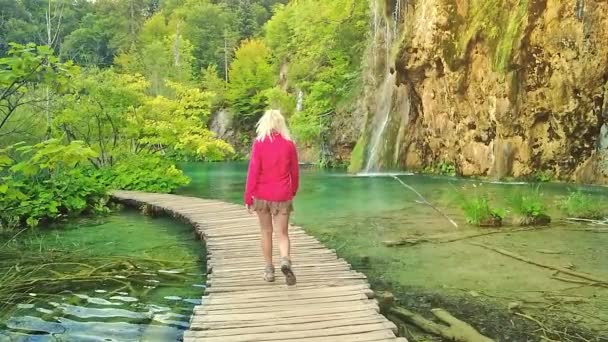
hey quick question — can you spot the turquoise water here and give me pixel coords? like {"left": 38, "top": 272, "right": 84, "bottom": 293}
{"left": 179, "top": 162, "right": 608, "bottom": 335}
{"left": 0, "top": 212, "right": 206, "bottom": 341}
{"left": 1, "top": 162, "right": 606, "bottom": 340}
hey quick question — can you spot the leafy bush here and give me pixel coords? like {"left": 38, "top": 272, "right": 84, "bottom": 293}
{"left": 507, "top": 186, "right": 551, "bottom": 226}
{"left": 438, "top": 161, "right": 457, "bottom": 176}
{"left": 1, "top": 141, "right": 191, "bottom": 231}
{"left": 0, "top": 140, "right": 109, "bottom": 230}
{"left": 99, "top": 154, "right": 190, "bottom": 193}
{"left": 421, "top": 161, "right": 457, "bottom": 176}
{"left": 456, "top": 184, "right": 505, "bottom": 227}
{"left": 559, "top": 191, "right": 607, "bottom": 219}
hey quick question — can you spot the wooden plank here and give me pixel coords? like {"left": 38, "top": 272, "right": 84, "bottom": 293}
{"left": 202, "top": 284, "right": 374, "bottom": 302}
{"left": 110, "top": 192, "right": 403, "bottom": 342}
{"left": 192, "top": 302, "right": 379, "bottom": 321}
{"left": 203, "top": 290, "right": 371, "bottom": 306}
{"left": 190, "top": 309, "right": 381, "bottom": 329}
{"left": 196, "top": 300, "right": 378, "bottom": 315}
{"left": 190, "top": 318, "right": 394, "bottom": 337}
{"left": 184, "top": 323, "right": 397, "bottom": 342}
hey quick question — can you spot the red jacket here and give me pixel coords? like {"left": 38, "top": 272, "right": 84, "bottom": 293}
{"left": 244, "top": 133, "right": 299, "bottom": 206}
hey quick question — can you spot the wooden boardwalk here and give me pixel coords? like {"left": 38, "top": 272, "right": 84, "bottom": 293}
{"left": 112, "top": 191, "right": 406, "bottom": 342}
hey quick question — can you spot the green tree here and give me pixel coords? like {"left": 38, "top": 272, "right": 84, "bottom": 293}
{"left": 202, "top": 65, "right": 228, "bottom": 108}
{"left": 227, "top": 39, "right": 275, "bottom": 127}
{"left": 0, "top": 43, "right": 76, "bottom": 141}
{"left": 115, "top": 12, "right": 195, "bottom": 95}
{"left": 236, "top": 0, "right": 259, "bottom": 39}
{"left": 263, "top": 0, "right": 368, "bottom": 146}
{"left": 55, "top": 69, "right": 232, "bottom": 164}
{"left": 172, "top": 0, "right": 238, "bottom": 79}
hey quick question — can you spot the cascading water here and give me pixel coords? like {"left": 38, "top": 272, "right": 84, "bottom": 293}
{"left": 296, "top": 90, "right": 304, "bottom": 112}
{"left": 361, "top": 0, "right": 407, "bottom": 173}
{"left": 363, "top": 73, "right": 396, "bottom": 172}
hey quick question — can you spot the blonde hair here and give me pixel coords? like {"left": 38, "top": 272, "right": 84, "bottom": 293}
{"left": 256, "top": 109, "right": 292, "bottom": 141}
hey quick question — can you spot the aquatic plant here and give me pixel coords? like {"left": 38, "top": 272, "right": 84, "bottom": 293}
{"left": 559, "top": 191, "right": 607, "bottom": 219}
{"left": 456, "top": 184, "right": 505, "bottom": 227}
{"left": 531, "top": 170, "right": 553, "bottom": 183}
{"left": 0, "top": 241, "right": 200, "bottom": 322}
{"left": 421, "top": 161, "right": 457, "bottom": 176}
{"left": 507, "top": 186, "right": 551, "bottom": 226}
{"left": 437, "top": 161, "right": 457, "bottom": 177}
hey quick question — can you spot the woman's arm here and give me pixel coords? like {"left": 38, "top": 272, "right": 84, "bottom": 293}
{"left": 244, "top": 141, "right": 261, "bottom": 206}
{"left": 290, "top": 142, "right": 299, "bottom": 197}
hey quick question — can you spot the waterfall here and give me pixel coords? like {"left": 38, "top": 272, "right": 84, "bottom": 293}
{"left": 360, "top": 0, "right": 406, "bottom": 173}
{"left": 296, "top": 90, "right": 304, "bottom": 112}
{"left": 364, "top": 73, "right": 396, "bottom": 172}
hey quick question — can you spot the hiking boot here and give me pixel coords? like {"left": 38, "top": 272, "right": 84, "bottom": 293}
{"left": 263, "top": 264, "right": 275, "bottom": 282}
{"left": 280, "top": 257, "right": 296, "bottom": 286}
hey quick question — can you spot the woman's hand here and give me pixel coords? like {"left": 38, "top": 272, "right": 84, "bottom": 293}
{"left": 246, "top": 205, "right": 254, "bottom": 215}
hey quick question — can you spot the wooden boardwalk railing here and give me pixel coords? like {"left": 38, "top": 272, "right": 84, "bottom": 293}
{"left": 112, "top": 191, "right": 406, "bottom": 342}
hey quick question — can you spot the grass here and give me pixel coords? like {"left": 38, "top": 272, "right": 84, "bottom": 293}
{"left": 507, "top": 186, "right": 551, "bottom": 226}
{"left": 456, "top": 184, "right": 505, "bottom": 227}
{"left": 559, "top": 191, "right": 607, "bottom": 219}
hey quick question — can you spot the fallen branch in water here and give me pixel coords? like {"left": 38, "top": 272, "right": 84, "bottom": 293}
{"left": 551, "top": 275, "right": 600, "bottom": 288}
{"left": 469, "top": 242, "right": 608, "bottom": 286}
{"left": 1, "top": 227, "right": 29, "bottom": 250}
{"left": 563, "top": 218, "right": 608, "bottom": 225}
{"left": 390, "top": 306, "right": 495, "bottom": 342}
{"left": 567, "top": 227, "right": 608, "bottom": 233}
{"left": 392, "top": 175, "right": 459, "bottom": 228}
{"left": 383, "top": 227, "right": 547, "bottom": 247}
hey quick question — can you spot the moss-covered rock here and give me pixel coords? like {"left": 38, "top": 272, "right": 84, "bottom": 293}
{"left": 345, "top": 0, "right": 608, "bottom": 184}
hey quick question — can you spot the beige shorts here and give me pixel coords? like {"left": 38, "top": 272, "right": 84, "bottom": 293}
{"left": 253, "top": 199, "right": 294, "bottom": 215}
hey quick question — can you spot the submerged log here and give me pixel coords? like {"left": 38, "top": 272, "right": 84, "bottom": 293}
{"left": 390, "top": 306, "right": 495, "bottom": 342}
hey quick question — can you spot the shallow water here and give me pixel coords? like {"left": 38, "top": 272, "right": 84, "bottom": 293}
{"left": 179, "top": 162, "right": 608, "bottom": 338}
{"left": 0, "top": 212, "right": 206, "bottom": 341}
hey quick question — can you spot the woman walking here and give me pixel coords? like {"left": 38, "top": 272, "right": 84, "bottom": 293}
{"left": 244, "top": 109, "right": 299, "bottom": 285}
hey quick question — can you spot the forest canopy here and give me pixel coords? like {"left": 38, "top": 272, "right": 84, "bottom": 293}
{"left": 0, "top": 0, "right": 369, "bottom": 229}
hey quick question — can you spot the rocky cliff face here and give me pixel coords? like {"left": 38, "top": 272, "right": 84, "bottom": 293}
{"left": 346, "top": 0, "right": 608, "bottom": 183}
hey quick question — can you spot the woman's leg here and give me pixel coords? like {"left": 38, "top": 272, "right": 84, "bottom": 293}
{"left": 256, "top": 211, "right": 274, "bottom": 266}
{"left": 275, "top": 212, "right": 296, "bottom": 285}
{"left": 273, "top": 213, "right": 290, "bottom": 259}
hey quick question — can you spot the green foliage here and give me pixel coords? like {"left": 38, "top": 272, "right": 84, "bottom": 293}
{"left": 456, "top": 0, "right": 528, "bottom": 72}
{"left": 421, "top": 161, "right": 457, "bottom": 176}
{"left": 347, "top": 135, "right": 367, "bottom": 173}
{"left": 171, "top": 0, "right": 238, "bottom": 78}
{"left": 531, "top": 170, "right": 553, "bottom": 183}
{"left": 56, "top": 69, "right": 233, "bottom": 164}
{"left": 227, "top": 39, "right": 275, "bottom": 127}
{"left": 202, "top": 65, "right": 228, "bottom": 108}
{"left": 264, "top": 0, "right": 369, "bottom": 145}
{"left": 507, "top": 186, "right": 550, "bottom": 225}
{"left": 0, "top": 0, "right": 93, "bottom": 56}
{"left": 0, "top": 140, "right": 107, "bottom": 230}
{"left": 115, "top": 12, "right": 196, "bottom": 95}
{"left": 99, "top": 154, "right": 190, "bottom": 193}
{"left": 289, "top": 110, "right": 321, "bottom": 144}
{"left": 0, "top": 139, "right": 194, "bottom": 230}
{"left": 261, "top": 87, "right": 296, "bottom": 116}
{"left": 0, "top": 43, "right": 77, "bottom": 138}
{"left": 437, "top": 161, "right": 457, "bottom": 177}
{"left": 559, "top": 191, "right": 607, "bottom": 219}
{"left": 456, "top": 184, "right": 505, "bottom": 226}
